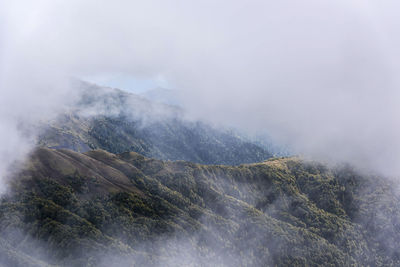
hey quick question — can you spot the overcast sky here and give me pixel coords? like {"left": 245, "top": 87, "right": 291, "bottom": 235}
{"left": 1, "top": 0, "right": 400, "bottom": 177}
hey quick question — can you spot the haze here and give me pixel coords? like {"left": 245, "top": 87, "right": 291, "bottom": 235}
{"left": 1, "top": 0, "right": 400, "bottom": 179}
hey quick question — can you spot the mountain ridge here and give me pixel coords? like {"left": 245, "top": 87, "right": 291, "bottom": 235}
{"left": 37, "top": 82, "right": 274, "bottom": 165}
{"left": 1, "top": 147, "right": 399, "bottom": 266}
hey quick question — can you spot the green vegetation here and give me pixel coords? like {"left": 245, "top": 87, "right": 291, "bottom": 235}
{"left": 1, "top": 148, "right": 399, "bottom": 266}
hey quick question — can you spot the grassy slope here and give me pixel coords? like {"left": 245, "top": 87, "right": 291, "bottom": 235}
{"left": 1, "top": 148, "right": 399, "bottom": 266}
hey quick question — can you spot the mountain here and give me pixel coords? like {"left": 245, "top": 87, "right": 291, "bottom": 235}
{"left": 1, "top": 147, "right": 399, "bottom": 266}
{"left": 37, "top": 82, "right": 273, "bottom": 165}
{"left": 2, "top": 82, "right": 398, "bottom": 266}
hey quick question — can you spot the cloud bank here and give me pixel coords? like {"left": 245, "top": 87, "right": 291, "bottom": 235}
{"left": 2, "top": 0, "right": 400, "bottom": 176}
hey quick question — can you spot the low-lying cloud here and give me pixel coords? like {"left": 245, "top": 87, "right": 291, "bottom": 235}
{"left": 2, "top": 0, "right": 400, "bottom": 177}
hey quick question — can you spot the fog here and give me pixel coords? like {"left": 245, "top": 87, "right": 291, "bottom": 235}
{"left": 2, "top": 0, "right": 400, "bottom": 189}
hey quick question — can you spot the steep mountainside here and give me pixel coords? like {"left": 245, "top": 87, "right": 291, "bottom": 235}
{"left": 1, "top": 148, "right": 399, "bottom": 266}
{"left": 38, "top": 82, "right": 273, "bottom": 165}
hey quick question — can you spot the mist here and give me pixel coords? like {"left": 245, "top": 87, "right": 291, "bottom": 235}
{"left": 2, "top": 0, "right": 400, "bottom": 185}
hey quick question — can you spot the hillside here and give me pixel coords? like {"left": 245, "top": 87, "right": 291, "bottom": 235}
{"left": 1, "top": 148, "right": 399, "bottom": 266}
{"left": 37, "top": 82, "right": 273, "bottom": 165}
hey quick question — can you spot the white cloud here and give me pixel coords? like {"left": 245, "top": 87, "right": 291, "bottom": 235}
{"left": 1, "top": 0, "right": 400, "bottom": 177}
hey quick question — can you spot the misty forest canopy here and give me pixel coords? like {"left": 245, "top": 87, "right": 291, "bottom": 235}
{"left": 0, "top": 82, "right": 400, "bottom": 267}
{"left": 1, "top": 148, "right": 400, "bottom": 266}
